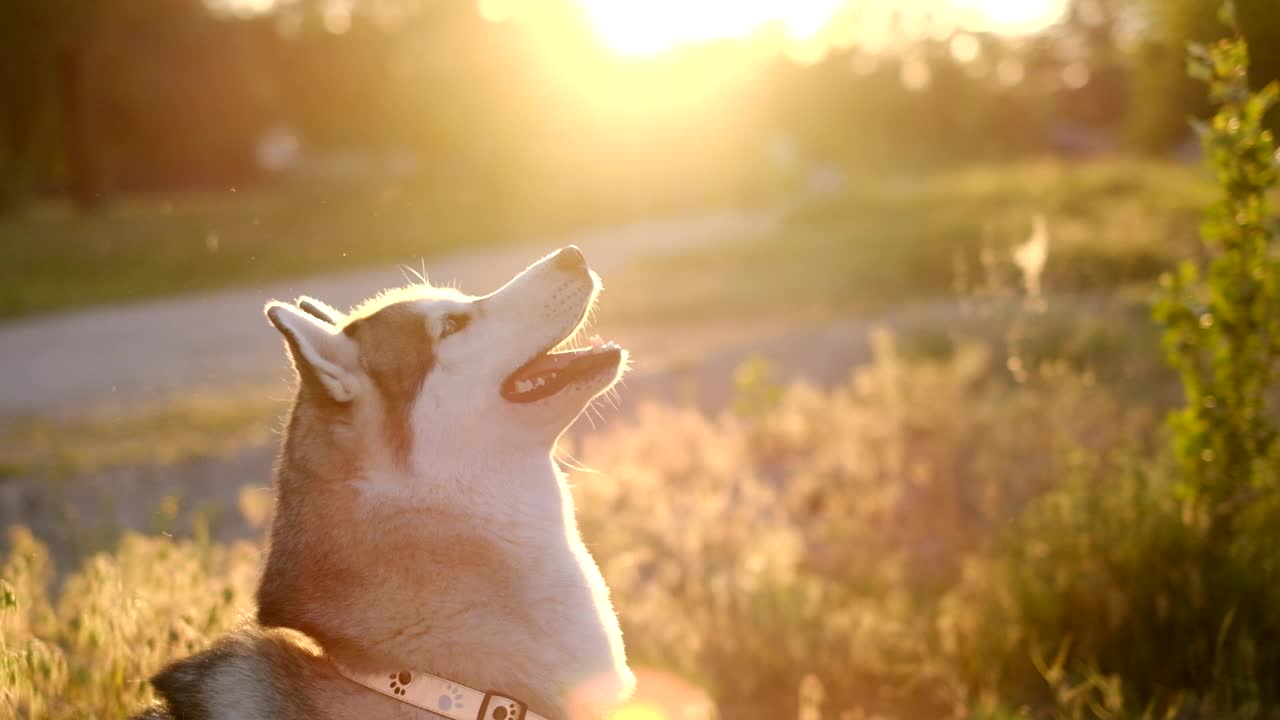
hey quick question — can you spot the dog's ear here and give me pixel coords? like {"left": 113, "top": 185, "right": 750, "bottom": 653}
{"left": 297, "top": 295, "right": 345, "bottom": 325}
{"left": 266, "top": 301, "right": 361, "bottom": 402}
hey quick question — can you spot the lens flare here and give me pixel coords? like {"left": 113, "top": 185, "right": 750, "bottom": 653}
{"left": 571, "top": 668, "right": 715, "bottom": 720}
{"left": 609, "top": 702, "right": 667, "bottom": 720}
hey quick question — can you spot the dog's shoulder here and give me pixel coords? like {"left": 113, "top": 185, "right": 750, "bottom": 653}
{"left": 137, "top": 626, "right": 325, "bottom": 720}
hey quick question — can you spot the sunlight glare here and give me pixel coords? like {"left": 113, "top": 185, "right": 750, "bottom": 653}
{"left": 572, "top": 669, "right": 714, "bottom": 720}
{"left": 204, "top": 0, "right": 277, "bottom": 18}
{"left": 608, "top": 703, "right": 667, "bottom": 720}
{"left": 573, "top": 0, "right": 845, "bottom": 57}
{"left": 571, "top": 0, "right": 1069, "bottom": 58}
{"left": 958, "top": 0, "right": 1069, "bottom": 35}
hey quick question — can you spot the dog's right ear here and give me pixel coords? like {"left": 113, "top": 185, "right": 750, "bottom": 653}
{"left": 297, "top": 295, "right": 345, "bottom": 325}
{"left": 266, "top": 301, "right": 361, "bottom": 402}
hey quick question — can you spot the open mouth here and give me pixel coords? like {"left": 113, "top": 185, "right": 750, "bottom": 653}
{"left": 501, "top": 335, "right": 623, "bottom": 404}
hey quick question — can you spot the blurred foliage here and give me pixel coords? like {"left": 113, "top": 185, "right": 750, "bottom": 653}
{"left": 0, "top": 526, "right": 258, "bottom": 720}
{"left": 0, "top": 0, "right": 769, "bottom": 214}
{"left": 0, "top": 385, "right": 283, "bottom": 478}
{"left": 2, "top": 0, "right": 1280, "bottom": 215}
{"left": 0, "top": 158, "right": 1206, "bottom": 321}
{"left": 0, "top": 325, "right": 1274, "bottom": 718}
{"left": 0, "top": 333, "right": 1164, "bottom": 719}
{"left": 0, "top": 178, "right": 576, "bottom": 319}
{"left": 577, "top": 334, "right": 1161, "bottom": 718}
{"left": 1155, "top": 6, "right": 1280, "bottom": 529}
{"left": 606, "top": 159, "right": 1208, "bottom": 327}
{"left": 1128, "top": 0, "right": 1280, "bottom": 153}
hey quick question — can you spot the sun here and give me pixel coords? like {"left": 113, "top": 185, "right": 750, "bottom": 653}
{"left": 959, "top": 0, "right": 1070, "bottom": 35}
{"left": 571, "top": 0, "right": 1069, "bottom": 58}
{"left": 572, "top": 0, "right": 845, "bottom": 57}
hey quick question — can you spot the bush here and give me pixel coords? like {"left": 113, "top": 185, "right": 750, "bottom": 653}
{"left": 0, "top": 527, "right": 258, "bottom": 720}
{"left": 3, "top": 334, "right": 1153, "bottom": 719}
{"left": 949, "top": 10, "right": 1280, "bottom": 716}
{"left": 576, "top": 333, "right": 1150, "bottom": 717}
{"left": 946, "top": 456, "right": 1280, "bottom": 717}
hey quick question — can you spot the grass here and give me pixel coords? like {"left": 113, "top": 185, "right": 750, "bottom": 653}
{"left": 0, "top": 177, "right": 608, "bottom": 321}
{"left": 0, "top": 159, "right": 1192, "bottom": 480}
{"left": 7, "top": 157, "right": 1278, "bottom": 718}
{"left": 0, "top": 386, "right": 284, "bottom": 480}
{"left": 0, "top": 158, "right": 1207, "bottom": 324}
{"left": 601, "top": 158, "right": 1209, "bottom": 326}
{"left": 6, "top": 332, "right": 1262, "bottom": 719}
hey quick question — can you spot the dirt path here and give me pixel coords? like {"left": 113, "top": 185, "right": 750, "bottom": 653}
{"left": 0, "top": 208, "right": 782, "bottom": 418}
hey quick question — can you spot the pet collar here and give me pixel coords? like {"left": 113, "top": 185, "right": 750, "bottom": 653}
{"left": 333, "top": 662, "right": 549, "bottom": 720}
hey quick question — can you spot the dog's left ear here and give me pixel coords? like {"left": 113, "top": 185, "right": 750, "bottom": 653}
{"left": 297, "top": 295, "right": 345, "bottom": 325}
{"left": 266, "top": 301, "right": 362, "bottom": 402}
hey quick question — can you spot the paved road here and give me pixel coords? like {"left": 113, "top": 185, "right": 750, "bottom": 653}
{"left": 0, "top": 209, "right": 782, "bottom": 418}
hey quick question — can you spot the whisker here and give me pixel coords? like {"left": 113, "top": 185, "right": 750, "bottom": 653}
{"left": 403, "top": 262, "right": 427, "bottom": 286}
{"left": 555, "top": 446, "right": 599, "bottom": 474}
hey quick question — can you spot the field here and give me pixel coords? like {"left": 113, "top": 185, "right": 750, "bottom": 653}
{"left": 4, "top": 159, "right": 1279, "bottom": 719}
{"left": 604, "top": 159, "right": 1207, "bottom": 326}
{"left": 0, "top": 177, "right": 643, "bottom": 321}
{"left": 1, "top": 161, "right": 1196, "bottom": 479}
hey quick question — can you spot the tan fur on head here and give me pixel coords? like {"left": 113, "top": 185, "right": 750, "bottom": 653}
{"left": 140, "top": 248, "right": 634, "bottom": 720}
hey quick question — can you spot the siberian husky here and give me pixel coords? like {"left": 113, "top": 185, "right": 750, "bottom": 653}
{"left": 134, "top": 247, "right": 635, "bottom": 720}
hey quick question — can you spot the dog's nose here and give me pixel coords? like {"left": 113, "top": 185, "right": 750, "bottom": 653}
{"left": 553, "top": 245, "right": 586, "bottom": 270}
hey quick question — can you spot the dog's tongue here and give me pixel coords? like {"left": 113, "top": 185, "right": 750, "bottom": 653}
{"left": 516, "top": 352, "right": 579, "bottom": 379}
{"left": 512, "top": 335, "right": 613, "bottom": 381}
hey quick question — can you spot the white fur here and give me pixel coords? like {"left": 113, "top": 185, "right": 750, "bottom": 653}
{"left": 345, "top": 250, "right": 633, "bottom": 713}
{"left": 265, "top": 303, "right": 362, "bottom": 402}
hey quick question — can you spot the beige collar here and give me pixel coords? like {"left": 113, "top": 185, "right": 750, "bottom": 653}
{"left": 333, "top": 661, "right": 549, "bottom": 720}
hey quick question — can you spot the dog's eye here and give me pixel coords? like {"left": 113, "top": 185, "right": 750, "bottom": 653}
{"left": 440, "top": 313, "right": 470, "bottom": 338}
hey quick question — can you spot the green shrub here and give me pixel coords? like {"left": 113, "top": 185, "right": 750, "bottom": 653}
{"left": 946, "top": 454, "right": 1280, "bottom": 717}
{"left": 946, "top": 9, "right": 1280, "bottom": 717}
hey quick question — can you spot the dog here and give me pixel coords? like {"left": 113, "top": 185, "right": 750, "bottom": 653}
{"left": 133, "top": 247, "right": 636, "bottom": 720}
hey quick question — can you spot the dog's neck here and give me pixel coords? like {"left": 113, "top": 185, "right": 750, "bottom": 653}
{"left": 257, "top": 400, "right": 633, "bottom": 719}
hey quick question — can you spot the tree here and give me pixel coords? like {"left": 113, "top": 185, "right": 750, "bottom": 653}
{"left": 1128, "top": 0, "right": 1280, "bottom": 153}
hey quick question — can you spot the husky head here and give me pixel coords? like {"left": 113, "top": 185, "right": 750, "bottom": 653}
{"left": 264, "top": 245, "right": 625, "bottom": 474}
{"left": 255, "top": 246, "right": 633, "bottom": 717}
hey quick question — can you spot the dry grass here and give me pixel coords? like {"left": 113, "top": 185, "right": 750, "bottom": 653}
{"left": 2, "top": 333, "right": 1182, "bottom": 720}
{"left": 0, "top": 386, "right": 285, "bottom": 480}
{"left": 4, "top": 158, "right": 1274, "bottom": 719}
